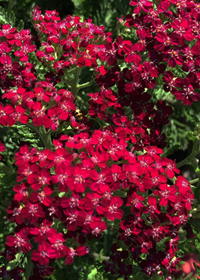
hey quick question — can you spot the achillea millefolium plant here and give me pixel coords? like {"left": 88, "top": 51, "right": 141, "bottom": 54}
{"left": 1, "top": 1, "right": 200, "bottom": 279}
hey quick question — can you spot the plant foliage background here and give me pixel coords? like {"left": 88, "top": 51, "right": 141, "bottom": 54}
{"left": 0, "top": 0, "right": 200, "bottom": 280}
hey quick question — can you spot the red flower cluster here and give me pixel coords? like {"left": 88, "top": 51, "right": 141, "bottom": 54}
{"left": 124, "top": 0, "right": 200, "bottom": 105}
{"left": 0, "top": 0, "right": 198, "bottom": 279}
{"left": 5, "top": 137, "right": 193, "bottom": 278}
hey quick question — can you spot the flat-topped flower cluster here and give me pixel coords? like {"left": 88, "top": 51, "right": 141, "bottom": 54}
{"left": 0, "top": 0, "right": 199, "bottom": 279}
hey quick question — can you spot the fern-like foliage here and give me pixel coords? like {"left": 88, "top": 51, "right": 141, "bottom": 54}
{"left": 0, "top": 4, "right": 24, "bottom": 30}
{"left": 73, "top": 0, "right": 132, "bottom": 37}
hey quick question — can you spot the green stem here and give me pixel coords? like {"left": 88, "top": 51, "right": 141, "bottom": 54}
{"left": 64, "top": 77, "right": 73, "bottom": 88}
{"left": 77, "top": 78, "right": 96, "bottom": 90}
{"left": 189, "top": 178, "right": 199, "bottom": 185}
{"left": 71, "top": 67, "right": 81, "bottom": 97}
{"left": 113, "top": 160, "right": 128, "bottom": 165}
{"left": 141, "top": 214, "right": 152, "bottom": 226}
{"left": 168, "top": 177, "right": 176, "bottom": 185}
{"left": 103, "top": 231, "right": 108, "bottom": 256}
{"left": 166, "top": 97, "right": 187, "bottom": 109}
{"left": 27, "top": 123, "right": 52, "bottom": 149}
{"left": 65, "top": 67, "right": 76, "bottom": 74}
{"left": 176, "top": 159, "right": 189, "bottom": 169}
{"left": 176, "top": 139, "right": 199, "bottom": 169}
{"left": 90, "top": 252, "right": 110, "bottom": 261}
{"left": 76, "top": 95, "right": 84, "bottom": 104}
{"left": 173, "top": 119, "right": 188, "bottom": 128}
{"left": 0, "top": 204, "right": 7, "bottom": 213}
{"left": 7, "top": 0, "right": 13, "bottom": 17}
{"left": 93, "top": 118, "right": 105, "bottom": 128}
{"left": 0, "top": 163, "right": 13, "bottom": 173}
{"left": 24, "top": 257, "right": 33, "bottom": 280}
{"left": 39, "top": 127, "right": 53, "bottom": 149}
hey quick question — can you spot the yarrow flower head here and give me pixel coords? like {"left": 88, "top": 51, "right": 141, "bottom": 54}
{"left": 0, "top": 1, "right": 197, "bottom": 279}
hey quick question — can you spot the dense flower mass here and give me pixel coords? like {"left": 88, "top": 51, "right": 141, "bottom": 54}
{"left": 0, "top": 0, "right": 199, "bottom": 279}
{"left": 6, "top": 139, "right": 194, "bottom": 278}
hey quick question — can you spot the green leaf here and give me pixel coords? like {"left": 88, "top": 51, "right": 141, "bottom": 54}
{"left": 195, "top": 239, "right": 200, "bottom": 252}
{"left": 17, "top": 19, "right": 24, "bottom": 31}
{"left": 55, "top": 82, "right": 65, "bottom": 89}
{"left": 193, "top": 262, "right": 200, "bottom": 276}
